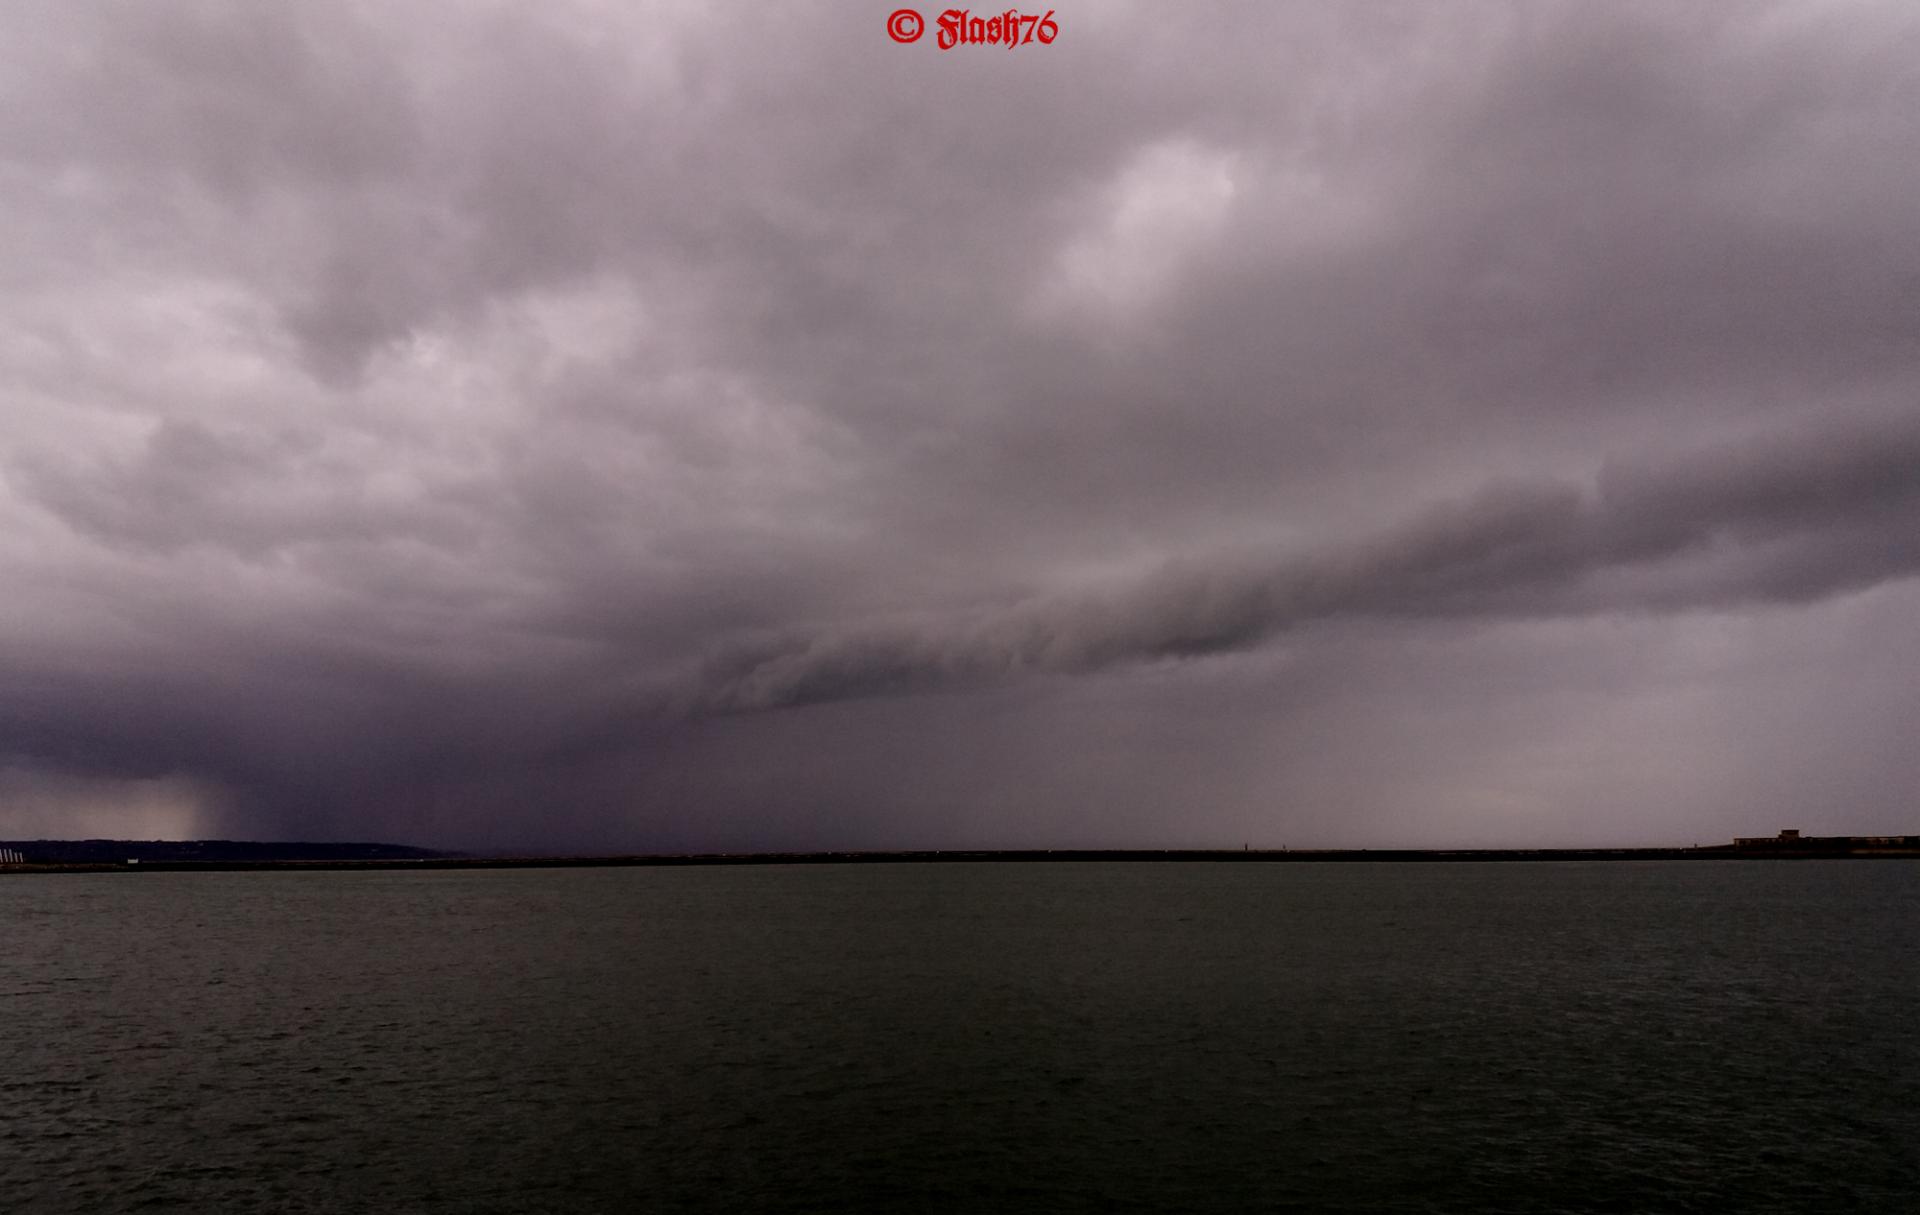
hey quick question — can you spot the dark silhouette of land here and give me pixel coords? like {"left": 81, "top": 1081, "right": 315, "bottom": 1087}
{"left": 0, "top": 838, "right": 446, "bottom": 869}
{"left": 1, "top": 830, "right": 1915, "bottom": 874}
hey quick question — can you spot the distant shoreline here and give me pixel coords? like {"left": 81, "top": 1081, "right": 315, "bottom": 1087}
{"left": 4, "top": 844, "right": 1918, "bottom": 874}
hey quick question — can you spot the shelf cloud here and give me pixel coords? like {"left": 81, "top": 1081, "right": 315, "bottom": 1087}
{"left": 3, "top": 2, "right": 1918, "bottom": 849}
{"left": 688, "top": 415, "right": 1920, "bottom": 713}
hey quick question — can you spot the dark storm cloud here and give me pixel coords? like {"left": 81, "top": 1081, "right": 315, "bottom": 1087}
{"left": 2, "top": 1, "right": 1918, "bottom": 847}
{"left": 687, "top": 414, "right": 1920, "bottom": 712}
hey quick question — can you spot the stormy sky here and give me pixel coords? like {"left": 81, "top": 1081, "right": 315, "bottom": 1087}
{"left": 3, "top": 1, "right": 1917, "bottom": 851}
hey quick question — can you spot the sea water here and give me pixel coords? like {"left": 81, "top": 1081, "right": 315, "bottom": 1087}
{"left": 4, "top": 861, "right": 1917, "bottom": 1212}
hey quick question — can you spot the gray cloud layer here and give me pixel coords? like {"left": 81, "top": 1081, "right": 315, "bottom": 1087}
{"left": 689, "top": 415, "right": 1920, "bottom": 712}
{"left": 2, "top": 2, "right": 1917, "bottom": 848}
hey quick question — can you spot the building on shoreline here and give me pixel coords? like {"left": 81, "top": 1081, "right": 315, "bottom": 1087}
{"left": 1731, "top": 829, "right": 1920, "bottom": 850}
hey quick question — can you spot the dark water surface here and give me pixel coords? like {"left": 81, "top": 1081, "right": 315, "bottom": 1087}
{"left": 4, "top": 861, "right": 1917, "bottom": 1213}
